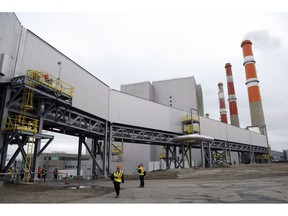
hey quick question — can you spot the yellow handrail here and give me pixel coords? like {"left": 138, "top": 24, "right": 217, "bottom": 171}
{"left": 3, "top": 115, "right": 38, "bottom": 133}
{"left": 27, "top": 70, "right": 74, "bottom": 97}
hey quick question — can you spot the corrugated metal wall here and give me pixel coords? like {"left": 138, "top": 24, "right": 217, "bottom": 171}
{"left": 15, "top": 28, "right": 110, "bottom": 120}
{"left": 110, "top": 90, "right": 185, "bottom": 133}
{"left": 0, "top": 13, "right": 22, "bottom": 81}
{"left": 152, "top": 76, "right": 198, "bottom": 112}
{"left": 200, "top": 116, "right": 267, "bottom": 147}
{"left": 121, "top": 81, "right": 155, "bottom": 101}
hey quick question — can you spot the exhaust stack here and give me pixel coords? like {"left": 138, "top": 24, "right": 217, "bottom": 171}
{"left": 218, "top": 82, "right": 228, "bottom": 124}
{"left": 241, "top": 40, "right": 266, "bottom": 134}
{"left": 225, "top": 63, "right": 240, "bottom": 127}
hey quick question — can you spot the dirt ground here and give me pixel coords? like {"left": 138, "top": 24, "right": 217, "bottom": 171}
{"left": 1, "top": 163, "right": 288, "bottom": 203}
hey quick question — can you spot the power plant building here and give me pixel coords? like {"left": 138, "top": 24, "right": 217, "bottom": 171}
{"left": 0, "top": 13, "right": 270, "bottom": 178}
{"left": 121, "top": 77, "right": 204, "bottom": 116}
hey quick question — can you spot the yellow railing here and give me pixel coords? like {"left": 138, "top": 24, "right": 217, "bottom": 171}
{"left": 159, "top": 152, "right": 166, "bottom": 159}
{"left": 3, "top": 115, "right": 38, "bottom": 133}
{"left": 112, "top": 145, "right": 123, "bottom": 154}
{"left": 27, "top": 70, "right": 74, "bottom": 97}
{"left": 182, "top": 114, "right": 199, "bottom": 123}
{"left": 183, "top": 124, "right": 200, "bottom": 134}
{"left": 24, "top": 138, "right": 35, "bottom": 182}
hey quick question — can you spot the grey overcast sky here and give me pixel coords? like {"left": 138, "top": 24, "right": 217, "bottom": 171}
{"left": 3, "top": 0, "right": 288, "bottom": 154}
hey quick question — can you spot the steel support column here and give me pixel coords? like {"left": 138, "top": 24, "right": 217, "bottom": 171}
{"left": 228, "top": 142, "right": 232, "bottom": 164}
{"left": 77, "top": 136, "right": 83, "bottom": 176}
{"left": 201, "top": 141, "right": 205, "bottom": 168}
{"left": 0, "top": 85, "right": 11, "bottom": 171}
{"left": 173, "top": 146, "right": 177, "bottom": 168}
{"left": 103, "top": 121, "right": 108, "bottom": 177}
{"left": 224, "top": 142, "right": 228, "bottom": 163}
{"left": 188, "top": 145, "right": 192, "bottom": 168}
{"left": 208, "top": 142, "right": 212, "bottom": 168}
{"left": 92, "top": 138, "right": 97, "bottom": 179}
{"left": 181, "top": 144, "right": 185, "bottom": 168}
{"left": 32, "top": 99, "right": 45, "bottom": 179}
{"left": 108, "top": 123, "right": 112, "bottom": 175}
{"left": 165, "top": 145, "right": 169, "bottom": 169}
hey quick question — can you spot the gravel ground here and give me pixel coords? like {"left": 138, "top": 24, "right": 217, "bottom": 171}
{"left": 1, "top": 163, "right": 288, "bottom": 203}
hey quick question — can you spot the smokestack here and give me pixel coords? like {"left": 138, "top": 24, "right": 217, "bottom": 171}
{"left": 241, "top": 40, "right": 266, "bottom": 134}
{"left": 225, "top": 63, "right": 240, "bottom": 127}
{"left": 218, "top": 82, "right": 228, "bottom": 124}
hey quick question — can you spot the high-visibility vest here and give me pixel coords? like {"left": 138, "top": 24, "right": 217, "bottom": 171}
{"left": 113, "top": 170, "right": 123, "bottom": 183}
{"left": 138, "top": 167, "right": 145, "bottom": 176}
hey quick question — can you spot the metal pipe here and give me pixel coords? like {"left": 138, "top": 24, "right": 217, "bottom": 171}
{"left": 171, "top": 134, "right": 214, "bottom": 143}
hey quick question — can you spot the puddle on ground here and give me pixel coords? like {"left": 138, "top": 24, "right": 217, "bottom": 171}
{"left": 68, "top": 185, "right": 100, "bottom": 190}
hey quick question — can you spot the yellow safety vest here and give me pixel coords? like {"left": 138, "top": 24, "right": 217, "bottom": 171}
{"left": 139, "top": 167, "right": 145, "bottom": 176}
{"left": 113, "top": 170, "right": 123, "bottom": 183}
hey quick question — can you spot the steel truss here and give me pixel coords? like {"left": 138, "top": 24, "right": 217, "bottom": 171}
{"left": 0, "top": 130, "right": 54, "bottom": 173}
{"left": 111, "top": 124, "right": 180, "bottom": 145}
{"left": 1, "top": 75, "right": 107, "bottom": 178}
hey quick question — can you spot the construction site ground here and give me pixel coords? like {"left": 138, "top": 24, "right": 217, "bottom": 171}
{"left": 1, "top": 163, "right": 288, "bottom": 204}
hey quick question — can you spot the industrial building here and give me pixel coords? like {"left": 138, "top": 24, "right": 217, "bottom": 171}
{"left": 0, "top": 13, "right": 270, "bottom": 180}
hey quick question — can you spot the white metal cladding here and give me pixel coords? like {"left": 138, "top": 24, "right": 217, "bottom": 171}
{"left": 110, "top": 90, "right": 185, "bottom": 133}
{"left": 152, "top": 76, "right": 198, "bottom": 112}
{"left": 196, "top": 84, "right": 204, "bottom": 116}
{"left": 200, "top": 116, "right": 267, "bottom": 147}
{"left": 0, "top": 13, "right": 22, "bottom": 81}
{"left": 250, "top": 132, "right": 268, "bottom": 148}
{"left": 15, "top": 29, "right": 110, "bottom": 120}
{"left": 200, "top": 117, "right": 227, "bottom": 140}
{"left": 121, "top": 81, "right": 155, "bottom": 101}
{"left": 226, "top": 124, "right": 251, "bottom": 144}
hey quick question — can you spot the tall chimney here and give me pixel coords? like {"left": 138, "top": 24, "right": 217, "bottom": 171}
{"left": 225, "top": 63, "right": 240, "bottom": 127}
{"left": 218, "top": 82, "right": 228, "bottom": 124}
{"left": 241, "top": 40, "right": 266, "bottom": 134}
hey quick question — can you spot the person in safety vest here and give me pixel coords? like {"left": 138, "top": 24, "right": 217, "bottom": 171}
{"left": 110, "top": 163, "right": 124, "bottom": 198}
{"left": 137, "top": 163, "right": 146, "bottom": 188}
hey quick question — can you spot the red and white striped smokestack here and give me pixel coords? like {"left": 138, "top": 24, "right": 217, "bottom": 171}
{"left": 218, "top": 82, "right": 228, "bottom": 124}
{"left": 241, "top": 40, "right": 266, "bottom": 134}
{"left": 225, "top": 63, "right": 240, "bottom": 127}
